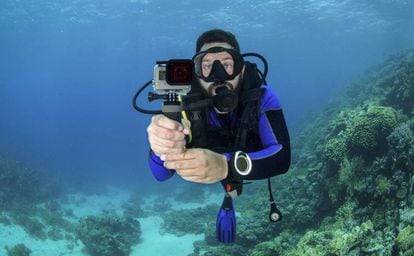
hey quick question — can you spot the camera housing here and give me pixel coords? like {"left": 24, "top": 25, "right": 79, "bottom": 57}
{"left": 153, "top": 59, "right": 193, "bottom": 95}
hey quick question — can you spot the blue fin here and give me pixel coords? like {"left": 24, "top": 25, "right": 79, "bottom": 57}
{"left": 216, "top": 195, "right": 236, "bottom": 243}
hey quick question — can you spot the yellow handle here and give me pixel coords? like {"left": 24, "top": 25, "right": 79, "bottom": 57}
{"left": 178, "top": 96, "right": 192, "bottom": 143}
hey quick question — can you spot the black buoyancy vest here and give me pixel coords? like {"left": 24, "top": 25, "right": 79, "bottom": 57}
{"left": 182, "top": 61, "right": 265, "bottom": 153}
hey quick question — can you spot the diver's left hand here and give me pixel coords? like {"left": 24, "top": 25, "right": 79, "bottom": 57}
{"left": 161, "top": 148, "right": 228, "bottom": 184}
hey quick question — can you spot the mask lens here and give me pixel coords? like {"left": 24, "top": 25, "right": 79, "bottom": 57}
{"left": 193, "top": 47, "right": 243, "bottom": 82}
{"left": 200, "top": 52, "right": 234, "bottom": 77}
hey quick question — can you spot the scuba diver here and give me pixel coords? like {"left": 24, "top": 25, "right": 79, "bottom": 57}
{"left": 145, "top": 29, "right": 291, "bottom": 243}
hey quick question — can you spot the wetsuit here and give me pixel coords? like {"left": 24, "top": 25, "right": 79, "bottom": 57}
{"left": 148, "top": 85, "right": 290, "bottom": 181}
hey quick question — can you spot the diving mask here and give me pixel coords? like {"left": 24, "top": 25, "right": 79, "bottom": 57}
{"left": 192, "top": 47, "right": 244, "bottom": 83}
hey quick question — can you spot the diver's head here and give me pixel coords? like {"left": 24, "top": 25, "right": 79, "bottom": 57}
{"left": 193, "top": 30, "right": 245, "bottom": 113}
{"left": 196, "top": 29, "right": 240, "bottom": 53}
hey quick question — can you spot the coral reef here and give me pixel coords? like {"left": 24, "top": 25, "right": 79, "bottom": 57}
{"left": 76, "top": 213, "right": 141, "bottom": 256}
{"left": 396, "top": 226, "right": 414, "bottom": 256}
{"left": 322, "top": 104, "right": 398, "bottom": 164}
{"left": 0, "top": 155, "right": 75, "bottom": 242}
{"left": 192, "top": 49, "right": 414, "bottom": 255}
{"left": 5, "top": 244, "right": 31, "bottom": 256}
{"left": 13, "top": 214, "right": 47, "bottom": 240}
{"left": 0, "top": 156, "right": 62, "bottom": 211}
{"left": 397, "top": 208, "right": 414, "bottom": 255}
{"left": 324, "top": 136, "right": 347, "bottom": 164}
{"left": 382, "top": 50, "right": 414, "bottom": 114}
{"left": 347, "top": 105, "right": 397, "bottom": 154}
{"left": 286, "top": 220, "right": 375, "bottom": 256}
{"left": 249, "top": 230, "right": 300, "bottom": 256}
{"left": 122, "top": 189, "right": 148, "bottom": 218}
{"left": 5, "top": 198, "right": 76, "bottom": 242}
{"left": 160, "top": 204, "right": 217, "bottom": 236}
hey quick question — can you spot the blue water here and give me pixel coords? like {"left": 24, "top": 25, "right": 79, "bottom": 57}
{"left": 0, "top": 0, "right": 413, "bottom": 189}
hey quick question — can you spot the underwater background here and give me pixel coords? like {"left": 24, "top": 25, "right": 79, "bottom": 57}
{"left": 0, "top": 0, "right": 414, "bottom": 255}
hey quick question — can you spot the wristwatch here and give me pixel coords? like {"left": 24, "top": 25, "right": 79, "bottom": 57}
{"left": 232, "top": 151, "right": 252, "bottom": 177}
{"left": 222, "top": 151, "right": 251, "bottom": 198}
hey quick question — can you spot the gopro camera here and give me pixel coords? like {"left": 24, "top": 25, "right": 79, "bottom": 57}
{"left": 153, "top": 59, "right": 193, "bottom": 95}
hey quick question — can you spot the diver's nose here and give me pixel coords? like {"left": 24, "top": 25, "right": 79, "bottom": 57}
{"left": 211, "top": 60, "right": 229, "bottom": 83}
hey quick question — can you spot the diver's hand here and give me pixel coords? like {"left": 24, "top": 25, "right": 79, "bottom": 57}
{"left": 147, "top": 114, "right": 190, "bottom": 156}
{"left": 161, "top": 148, "right": 228, "bottom": 184}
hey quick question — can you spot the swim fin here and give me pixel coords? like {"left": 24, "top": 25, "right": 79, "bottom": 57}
{"left": 216, "top": 194, "right": 236, "bottom": 243}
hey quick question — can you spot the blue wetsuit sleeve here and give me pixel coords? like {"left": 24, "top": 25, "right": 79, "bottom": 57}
{"left": 238, "top": 86, "right": 291, "bottom": 180}
{"left": 148, "top": 150, "right": 175, "bottom": 181}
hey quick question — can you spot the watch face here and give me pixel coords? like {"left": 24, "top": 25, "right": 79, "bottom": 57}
{"left": 234, "top": 151, "right": 252, "bottom": 176}
{"left": 236, "top": 156, "right": 248, "bottom": 171}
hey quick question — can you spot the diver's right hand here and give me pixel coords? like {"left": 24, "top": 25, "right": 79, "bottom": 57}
{"left": 147, "top": 114, "right": 190, "bottom": 156}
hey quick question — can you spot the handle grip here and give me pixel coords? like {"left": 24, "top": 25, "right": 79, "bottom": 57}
{"left": 162, "top": 101, "right": 182, "bottom": 122}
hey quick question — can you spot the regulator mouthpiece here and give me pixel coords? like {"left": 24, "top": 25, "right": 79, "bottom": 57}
{"left": 213, "top": 86, "right": 238, "bottom": 113}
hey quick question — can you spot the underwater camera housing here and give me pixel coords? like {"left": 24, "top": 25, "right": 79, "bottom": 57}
{"left": 153, "top": 59, "right": 193, "bottom": 95}
{"left": 148, "top": 59, "right": 193, "bottom": 122}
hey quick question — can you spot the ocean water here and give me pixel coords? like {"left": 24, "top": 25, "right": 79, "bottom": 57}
{"left": 0, "top": 0, "right": 414, "bottom": 255}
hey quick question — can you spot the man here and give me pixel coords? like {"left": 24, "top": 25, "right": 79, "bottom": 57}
{"left": 147, "top": 29, "right": 290, "bottom": 185}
